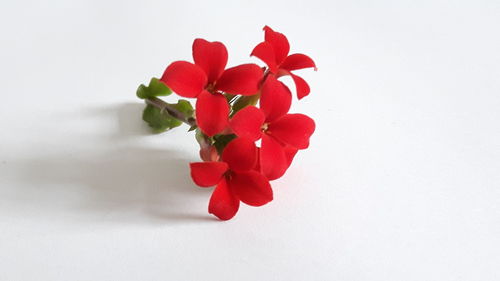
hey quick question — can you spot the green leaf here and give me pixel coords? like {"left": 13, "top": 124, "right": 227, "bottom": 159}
{"left": 142, "top": 104, "right": 182, "bottom": 133}
{"left": 170, "top": 99, "right": 194, "bottom": 118}
{"left": 231, "top": 94, "right": 260, "bottom": 115}
{"left": 136, "top": 78, "right": 172, "bottom": 99}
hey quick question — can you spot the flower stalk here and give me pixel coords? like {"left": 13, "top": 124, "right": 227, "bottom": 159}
{"left": 145, "top": 96, "right": 196, "bottom": 127}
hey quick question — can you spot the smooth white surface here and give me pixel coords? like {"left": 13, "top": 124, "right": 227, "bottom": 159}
{"left": 1, "top": 0, "right": 499, "bottom": 280}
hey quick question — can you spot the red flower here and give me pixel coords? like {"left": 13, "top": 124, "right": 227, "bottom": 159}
{"left": 229, "top": 76, "right": 315, "bottom": 180}
{"left": 161, "top": 39, "right": 263, "bottom": 136}
{"left": 251, "top": 26, "right": 316, "bottom": 99}
{"left": 190, "top": 137, "right": 273, "bottom": 220}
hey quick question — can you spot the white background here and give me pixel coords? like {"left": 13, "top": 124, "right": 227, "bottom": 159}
{"left": 1, "top": 0, "right": 499, "bottom": 280}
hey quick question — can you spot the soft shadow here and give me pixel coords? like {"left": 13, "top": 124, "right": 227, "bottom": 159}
{"left": 8, "top": 103, "right": 215, "bottom": 225}
{"left": 83, "top": 102, "right": 151, "bottom": 138}
{"left": 115, "top": 102, "right": 151, "bottom": 138}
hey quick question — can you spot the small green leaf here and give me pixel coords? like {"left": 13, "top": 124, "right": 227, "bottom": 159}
{"left": 171, "top": 99, "right": 194, "bottom": 118}
{"left": 142, "top": 104, "right": 182, "bottom": 133}
{"left": 136, "top": 85, "right": 149, "bottom": 99}
{"left": 136, "top": 78, "right": 172, "bottom": 99}
{"left": 231, "top": 94, "right": 260, "bottom": 115}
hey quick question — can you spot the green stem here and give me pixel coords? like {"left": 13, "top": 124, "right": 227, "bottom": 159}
{"left": 145, "top": 97, "right": 196, "bottom": 127}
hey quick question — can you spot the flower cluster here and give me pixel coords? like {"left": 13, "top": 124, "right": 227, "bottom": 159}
{"left": 155, "top": 26, "right": 316, "bottom": 220}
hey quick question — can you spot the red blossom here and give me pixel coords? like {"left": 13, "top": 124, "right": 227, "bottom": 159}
{"left": 251, "top": 26, "right": 316, "bottom": 99}
{"left": 190, "top": 138, "right": 273, "bottom": 220}
{"left": 161, "top": 39, "right": 263, "bottom": 136}
{"left": 229, "top": 76, "right": 315, "bottom": 180}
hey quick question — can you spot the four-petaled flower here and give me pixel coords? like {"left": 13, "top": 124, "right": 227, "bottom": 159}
{"left": 190, "top": 137, "right": 273, "bottom": 220}
{"left": 230, "top": 75, "right": 315, "bottom": 180}
{"left": 251, "top": 26, "right": 317, "bottom": 99}
{"left": 161, "top": 39, "right": 263, "bottom": 136}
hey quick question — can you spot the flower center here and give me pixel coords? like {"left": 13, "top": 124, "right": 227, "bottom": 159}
{"left": 206, "top": 83, "right": 216, "bottom": 93}
{"left": 224, "top": 170, "right": 233, "bottom": 180}
{"left": 261, "top": 123, "right": 269, "bottom": 132}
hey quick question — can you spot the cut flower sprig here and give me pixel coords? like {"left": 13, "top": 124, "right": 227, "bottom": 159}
{"left": 137, "top": 26, "right": 316, "bottom": 220}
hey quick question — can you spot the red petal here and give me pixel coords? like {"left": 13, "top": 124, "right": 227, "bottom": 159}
{"left": 280, "top": 53, "right": 316, "bottom": 71}
{"left": 192, "top": 38, "right": 228, "bottom": 84}
{"left": 260, "top": 75, "right": 292, "bottom": 122}
{"left": 254, "top": 147, "right": 261, "bottom": 172}
{"left": 284, "top": 146, "right": 298, "bottom": 168}
{"left": 289, "top": 72, "right": 311, "bottom": 99}
{"left": 190, "top": 161, "right": 228, "bottom": 187}
{"left": 222, "top": 137, "right": 257, "bottom": 172}
{"left": 250, "top": 42, "right": 278, "bottom": 73}
{"left": 229, "top": 171, "right": 273, "bottom": 206}
{"left": 263, "top": 26, "right": 290, "bottom": 65}
{"left": 229, "top": 106, "right": 265, "bottom": 141}
{"left": 268, "top": 114, "right": 315, "bottom": 149}
{"left": 195, "top": 91, "right": 229, "bottom": 136}
{"left": 260, "top": 134, "right": 288, "bottom": 180}
{"left": 215, "top": 64, "right": 263, "bottom": 96}
{"left": 209, "top": 179, "right": 239, "bottom": 220}
{"left": 160, "top": 61, "right": 207, "bottom": 98}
